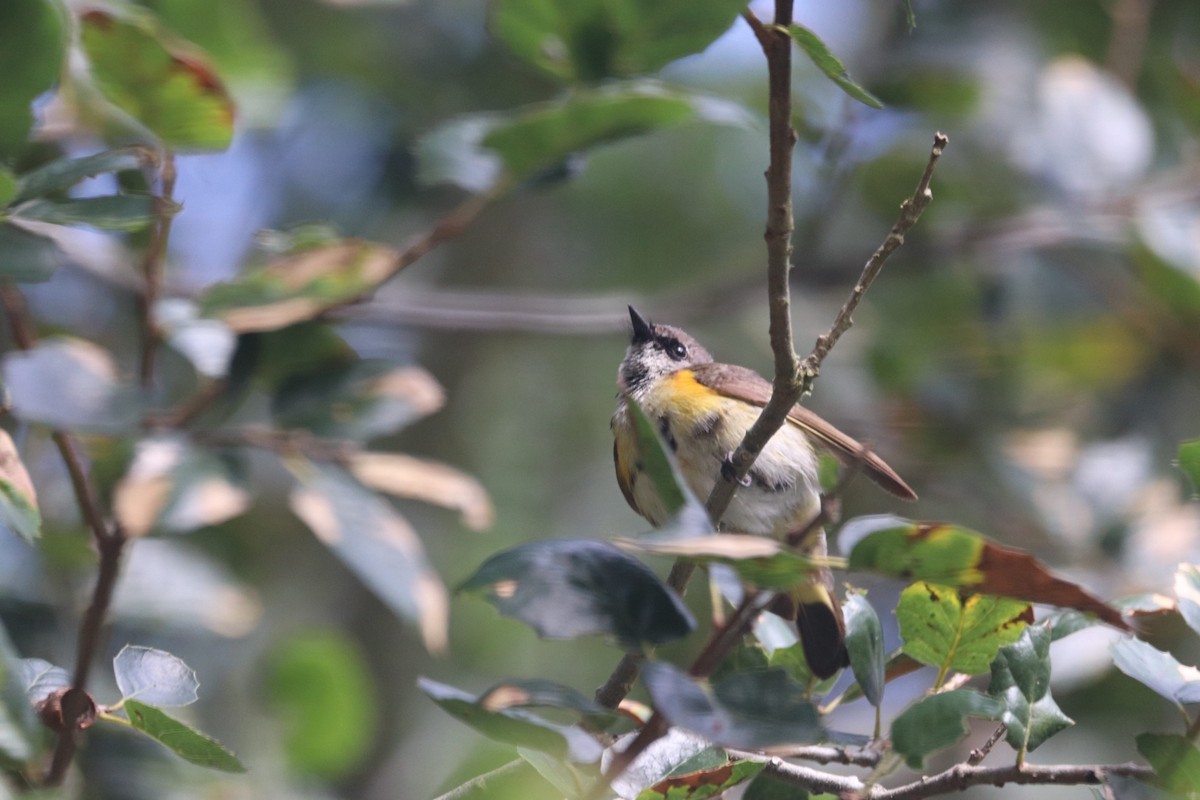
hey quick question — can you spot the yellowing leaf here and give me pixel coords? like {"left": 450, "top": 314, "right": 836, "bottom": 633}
{"left": 897, "top": 582, "right": 1031, "bottom": 676}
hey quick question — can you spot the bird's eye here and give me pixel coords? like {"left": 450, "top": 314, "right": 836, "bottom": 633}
{"left": 666, "top": 341, "right": 687, "bottom": 361}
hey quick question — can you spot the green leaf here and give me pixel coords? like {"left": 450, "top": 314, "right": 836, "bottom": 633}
{"left": 897, "top": 582, "right": 1030, "bottom": 676}
{"left": 901, "top": 0, "right": 917, "bottom": 31}
{"left": 1137, "top": 733, "right": 1200, "bottom": 795}
{"left": 0, "top": 430, "right": 41, "bottom": 543}
{"left": 0, "top": 621, "right": 40, "bottom": 763}
{"left": 289, "top": 462, "right": 448, "bottom": 652}
{"left": 767, "top": 641, "right": 838, "bottom": 695}
{"left": 1, "top": 337, "right": 142, "bottom": 433}
{"left": 625, "top": 400, "right": 689, "bottom": 522}
{"left": 272, "top": 360, "right": 444, "bottom": 441}
{"left": 417, "top": 677, "right": 602, "bottom": 763}
{"left": 846, "top": 517, "right": 1126, "bottom": 629}
{"left": 459, "top": 539, "right": 694, "bottom": 649}
{"left": 11, "top": 147, "right": 153, "bottom": 205}
{"left": 0, "top": 170, "right": 17, "bottom": 208}
{"left": 0, "top": 0, "right": 67, "bottom": 157}
{"left": 267, "top": 630, "right": 377, "bottom": 779}
{"left": 519, "top": 747, "right": 590, "bottom": 797}
{"left": 113, "top": 436, "right": 249, "bottom": 536}
{"left": 643, "top": 664, "right": 824, "bottom": 749}
{"left": 987, "top": 626, "right": 1073, "bottom": 754}
{"left": 123, "top": 699, "right": 245, "bottom": 772}
{"left": 1111, "top": 637, "right": 1200, "bottom": 705}
{"left": 744, "top": 772, "right": 815, "bottom": 799}
{"left": 14, "top": 195, "right": 163, "bottom": 232}
{"left": 492, "top": 0, "right": 748, "bottom": 83}
{"left": 843, "top": 593, "right": 885, "bottom": 707}
{"left": 113, "top": 646, "right": 199, "bottom": 707}
{"left": 1180, "top": 438, "right": 1200, "bottom": 494}
{"left": 79, "top": 9, "right": 234, "bottom": 151}
{"left": 475, "top": 679, "right": 622, "bottom": 723}
{"left": 1175, "top": 564, "right": 1200, "bottom": 637}
{"left": 417, "top": 81, "right": 753, "bottom": 192}
{"left": 0, "top": 222, "right": 62, "bottom": 283}
{"left": 891, "top": 689, "right": 1004, "bottom": 769}
{"left": 198, "top": 239, "right": 398, "bottom": 333}
{"left": 786, "top": 25, "right": 883, "bottom": 109}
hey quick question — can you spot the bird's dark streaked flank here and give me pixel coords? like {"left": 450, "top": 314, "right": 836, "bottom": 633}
{"left": 611, "top": 306, "right": 916, "bottom": 678}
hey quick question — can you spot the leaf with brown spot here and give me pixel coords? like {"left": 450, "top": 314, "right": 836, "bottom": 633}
{"left": 638, "top": 758, "right": 766, "bottom": 799}
{"left": 846, "top": 517, "right": 1129, "bottom": 629}
{"left": 114, "top": 436, "right": 249, "bottom": 537}
{"left": 80, "top": 9, "right": 234, "bottom": 150}
{"left": 348, "top": 452, "right": 493, "bottom": 531}
{"left": 199, "top": 240, "right": 398, "bottom": 333}
{"left": 897, "top": 581, "right": 1031, "bottom": 676}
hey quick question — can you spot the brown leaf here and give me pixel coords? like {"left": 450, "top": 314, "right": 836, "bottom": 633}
{"left": 0, "top": 429, "right": 37, "bottom": 510}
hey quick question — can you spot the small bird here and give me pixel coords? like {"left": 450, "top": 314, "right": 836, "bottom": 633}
{"left": 612, "top": 306, "right": 916, "bottom": 678}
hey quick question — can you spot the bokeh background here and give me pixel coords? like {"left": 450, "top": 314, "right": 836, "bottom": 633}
{"left": 3, "top": 0, "right": 1200, "bottom": 797}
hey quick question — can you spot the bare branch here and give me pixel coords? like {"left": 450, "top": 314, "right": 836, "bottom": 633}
{"left": 137, "top": 151, "right": 177, "bottom": 387}
{"left": 968, "top": 724, "right": 1007, "bottom": 766}
{"left": 762, "top": 756, "right": 1154, "bottom": 800}
{"left": 0, "top": 284, "right": 126, "bottom": 786}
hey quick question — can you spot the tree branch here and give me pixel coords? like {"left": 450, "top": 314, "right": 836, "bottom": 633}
{"left": 136, "top": 151, "right": 177, "bottom": 387}
{"left": 0, "top": 284, "right": 126, "bottom": 786}
{"left": 761, "top": 756, "right": 1154, "bottom": 800}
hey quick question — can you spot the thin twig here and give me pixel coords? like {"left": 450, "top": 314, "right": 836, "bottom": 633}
{"left": 968, "top": 724, "right": 1007, "bottom": 765}
{"left": 431, "top": 758, "right": 528, "bottom": 800}
{"left": 761, "top": 756, "right": 1153, "bottom": 800}
{"left": 799, "top": 132, "right": 947, "bottom": 380}
{"left": 137, "top": 151, "right": 177, "bottom": 387}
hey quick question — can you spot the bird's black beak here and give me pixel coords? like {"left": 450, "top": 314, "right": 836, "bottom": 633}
{"left": 628, "top": 305, "right": 653, "bottom": 344}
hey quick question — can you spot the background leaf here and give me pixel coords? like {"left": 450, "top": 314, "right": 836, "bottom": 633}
{"left": 897, "top": 581, "right": 1030, "bottom": 675}
{"left": 124, "top": 699, "right": 245, "bottom": 772}
{"left": 1179, "top": 439, "right": 1200, "bottom": 493}
{"left": 13, "top": 195, "right": 163, "bottom": 232}
{"left": 459, "top": 539, "right": 694, "bottom": 648}
{"left": 112, "top": 436, "right": 249, "bottom": 537}
{"left": 1137, "top": 733, "right": 1200, "bottom": 795}
{"left": 16, "top": 658, "right": 69, "bottom": 706}
{"left": 0, "top": 222, "right": 63, "bottom": 283}
{"left": 266, "top": 629, "right": 377, "bottom": 779}
{"left": 113, "top": 645, "right": 199, "bottom": 707}
{"left": 987, "top": 625, "right": 1073, "bottom": 753}
{"left": 273, "top": 361, "right": 444, "bottom": 440}
{"left": 199, "top": 240, "right": 399, "bottom": 332}
{"left": 347, "top": 451, "right": 493, "bottom": 531}
{"left": 491, "top": 0, "right": 748, "bottom": 83}
{"left": 0, "top": 622, "right": 39, "bottom": 763}
{"left": 417, "top": 82, "right": 753, "bottom": 192}
{"left": 1, "top": 338, "right": 142, "bottom": 433}
{"left": 643, "top": 663, "right": 824, "bottom": 749}
{"left": 79, "top": 9, "right": 234, "bottom": 150}
{"left": 10, "top": 147, "right": 152, "bottom": 205}
{"left": 418, "top": 677, "right": 602, "bottom": 763}
{"left": 891, "top": 689, "right": 1004, "bottom": 769}
{"left": 1111, "top": 637, "right": 1200, "bottom": 705}
{"left": 1175, "top": 564, "right": 1200, "bottom": 637}
{"left": 0, "top": 0, "right": 66, "bottom": 157}
{"left": 0, "top": 429, "right": 40, "bottom": 543}
{"left": 289, "top": 462, "right": 448, "bottom": 652}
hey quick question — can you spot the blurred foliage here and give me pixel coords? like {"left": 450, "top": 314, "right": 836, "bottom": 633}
{"left": 0, "top": 0, "right": 1196, "bottom": 798}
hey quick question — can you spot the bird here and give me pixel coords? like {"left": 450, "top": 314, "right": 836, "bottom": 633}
{"left": 611, "top": 306, "right": 917, "bottom": 678}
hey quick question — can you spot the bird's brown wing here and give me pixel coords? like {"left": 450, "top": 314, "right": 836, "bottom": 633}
{"left": 690, "top": 363, "right": 917, "bottom": 501}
